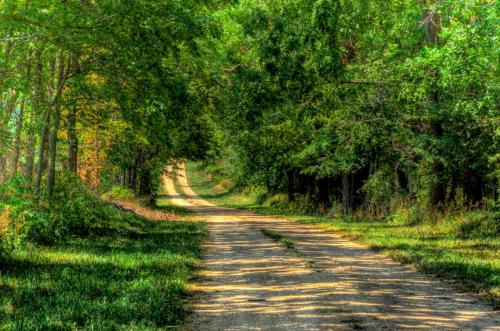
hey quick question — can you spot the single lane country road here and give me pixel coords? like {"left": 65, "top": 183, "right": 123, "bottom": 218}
{"left": 162, "top": 163, "right": 499, "bottom": 331}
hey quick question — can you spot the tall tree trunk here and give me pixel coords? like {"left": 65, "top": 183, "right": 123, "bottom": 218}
{"left": 0, "top": 90, "right": 18, "bottom": 182}
{"left": 67, "top": 101, "right": 78, "bottom": 172}
{"left": 25, "top": 50, "right": 43, "bottom": 187}
{"left": 0, "top": 157, "right": 5, "bottom": 183}
{"left": 47, "top": 51, "right": 68, "bottom": 198}
{"left": 12, "top": 52, "right": 32, "bottom": 177}
{"left": 284, "top": 169, "right": 294, "bottom": 202}
{"left": 463, "top": 168, "right": 484, "bottom": 207}
{"left": 24, "top": 122, "right": 35, "bottom": 185}
{"left": 66, "top": 55, "right": 81, "bottom": 173}
{"left": 11, "top": 99, "right": 25, "bottom": 176}
{"left": 423, "top": 4, "right": 446, "bottom": 209}
{"left": 430, "top": 119, "right": 446, "bottom": 208}
{"left": 0, "top": 39, "right": 13, "bottom": 104}
{"left": 34, "top": 56, "right": 55, "bottom": 196}
{"left": 93, "top": 126, "right": 100, "bottom": 194}
{"left": 2, "top": 90, "right": 18, "bottom": 124}
{"left": 342, "top": 173, "right": 352, "bottom": 215}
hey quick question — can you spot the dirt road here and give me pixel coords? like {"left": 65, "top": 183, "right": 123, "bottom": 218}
{"left": 163, "top": 164, "right": 499, "bottom": 330}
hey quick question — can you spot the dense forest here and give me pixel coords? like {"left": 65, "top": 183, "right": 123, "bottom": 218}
{"left": 207, "top": 0, "right": 499, "bottom": 217}
{"left": 0, "top": 0, "right": 498, "bottom": 328}
{"left": 1, "top": 0, "right": 498, "bottom": 212}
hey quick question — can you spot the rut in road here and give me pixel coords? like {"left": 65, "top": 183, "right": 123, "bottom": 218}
{"left": 163, "top": 164, "right": 499, "bottom": 331}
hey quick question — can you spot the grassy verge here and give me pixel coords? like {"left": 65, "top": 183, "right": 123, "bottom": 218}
{"left": 185, "top": 162, "right": 500, "bottom": 307}
{"left": 0, "top": 185, "right": 204, "bottom": 330}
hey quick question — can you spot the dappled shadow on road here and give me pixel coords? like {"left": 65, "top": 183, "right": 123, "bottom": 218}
{"left": 163, "top": 165, "right": 499, "bottom": 330}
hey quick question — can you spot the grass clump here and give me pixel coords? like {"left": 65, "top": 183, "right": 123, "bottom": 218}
{"left": 0, "top": 175, "right": 205, "bottom": 329}
{"left": 455, "top": 212, "right": 499, "bottom": 239}
{"left": 102, "top": 186, "right": 136, "bottom": 201}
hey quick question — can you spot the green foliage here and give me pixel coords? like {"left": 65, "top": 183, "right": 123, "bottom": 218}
{"left": 361, "top": 166, "right": 397, "bottom": 216}
{"left": 0, "top": 177, "right": 33, "bottom": 254}
{"left": 262, "top": 193, "right": 288, "bottom": 209}
{"left": 201, "top": 0, "right": 499, "bottom": 214}
{"left": 104, "top": 186, "right": 136, "bottom": 201}
{"left": 456, "top": 212, "right": 500, "bottom": 239}
{"left": 0, "top": 174, "right": 138, "bottom": 246}
{"left": 26, "top": 174, "right": 105, "bottom": 244}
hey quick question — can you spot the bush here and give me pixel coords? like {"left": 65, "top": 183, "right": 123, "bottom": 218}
{"left": 102, "top": 186, "right": 136, "bottom": 201}
{"left": 263, "top": 193, "right": 288, "bottom": 208}
{"left": 0, "top": 207, "right": 9, "bottom": 259}
{"left": 456, "top": 212, "right": 500, "bottom": 239}
{"left": 0, "top": 173, "right": 126, "bottom": 246}
{"left": 25, "top": 173, "right": 123, "bottom": 245}
{"left": 361, "top": 166, "right": 396, "bottom": 217}
{"left": 387, "top": 205, "right": 430, "bottom": 225}
{"left": 0, "top": 177, "right": 32, "bottom": 254}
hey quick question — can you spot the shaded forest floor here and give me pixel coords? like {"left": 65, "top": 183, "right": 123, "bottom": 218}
{"left": 0, "top": 192, "right": 205, "bottom": 330}
{"left": 186, "top": 162, "right": 500, "bottom": 307}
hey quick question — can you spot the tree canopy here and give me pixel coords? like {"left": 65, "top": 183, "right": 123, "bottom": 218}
{"left": 0, "top": 0, "right": 498, "bottom": 213}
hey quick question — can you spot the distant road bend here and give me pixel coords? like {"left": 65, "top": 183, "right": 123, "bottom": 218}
{"left": 163, "top": 164, "right": 499, "bottom": 331}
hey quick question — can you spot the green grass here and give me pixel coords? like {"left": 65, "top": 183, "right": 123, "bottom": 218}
{"left": 0, "top": 206, "right": 204, "bottom": 330}
{"left": 186, "top": 162, "right": 500, "bottom": 307}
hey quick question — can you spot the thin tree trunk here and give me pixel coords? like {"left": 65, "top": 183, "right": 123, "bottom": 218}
{"left": 47, "top": 51, "right": 68, "bottom": 198}
{"left": 25, "top": 50, "right": 42, "bottom": 187}
{"left": 342, "top": 173, "right": 352, "bottom": 215}
{"left": 2, "top": 90, "right": 18, "bottom": 124}
{"left": 33, "top": 108, "right": 50, "bottom": 196}
{"left": 93, "top": 126, "right": 100, "bottom": 194}
{"left": 11, "top": 99, "right": 25, "bottom": 176}
{"left": 0, "top": 39, "right": 13, "bottom": 104}
{"left": 34, "top": 56, "right": 55, "bottom": 196}
{"left": 12, "top": 52, "right": 32, "bottom": 177}
{"left": 0, "top": 90, "right": 18, "bottom": 181}
{"left": 67, "top": 101, "right": 78, "bottom": 172}
{"left": 24, "top": 122, "right": 35, "bottom": 185}
{"left": 423, "top": 4, "right": 446, "bottom": 209}
{"left": 0, "top": 157, "right": 6, "bottom": 183}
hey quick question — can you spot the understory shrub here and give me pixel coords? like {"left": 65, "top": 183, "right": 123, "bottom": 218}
{"left": 0, "top": 173, "right": 130, "bottom": 246}
{"left": 263, "top": 193, "right": 318, "bottom": 214}
{"left": 0, "top": 207, "right": 9, "bottom": 259}
{"left": 23, "top": 174, "right": 105, "bottom": 244}
{"left": 263, "top": 193, "right": 288, "bottom": 209}
{"left": 102, "top": 186, "right": 136, "bottom": 201}
{"left": 456, "top": 212, "right": 500, "bottom": 239}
